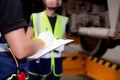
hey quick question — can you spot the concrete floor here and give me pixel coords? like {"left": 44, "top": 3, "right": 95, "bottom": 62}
{"left": 61, "top": 75, "right": 94, "bottom": 80}
{"left": 41, "top": 75, "right": 93, "bottom": 80}
{"left": 102, "top": 45, "right": 120, "bottom": 64}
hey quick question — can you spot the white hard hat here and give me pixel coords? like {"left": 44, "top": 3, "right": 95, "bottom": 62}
{"left": 43, "top": 0, "right": 62, "bottom": 7}
{"left": 58, "top": 0, "right": 62, "bottom": 7}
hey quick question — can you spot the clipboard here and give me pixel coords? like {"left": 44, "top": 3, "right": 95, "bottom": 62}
{"left": 28, "top": 39, "right": 74, "bottom": 59}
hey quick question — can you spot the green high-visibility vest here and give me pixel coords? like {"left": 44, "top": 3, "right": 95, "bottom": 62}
{"left": 29, "top": 11, "right": 68, "bottom": 77}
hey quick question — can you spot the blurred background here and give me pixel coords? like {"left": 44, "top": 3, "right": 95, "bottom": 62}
{"left": 21, "top": 0, "right": 120, "bottom": 80}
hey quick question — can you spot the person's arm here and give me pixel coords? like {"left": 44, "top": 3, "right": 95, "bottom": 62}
{"left": 4, "top": 28, "right": 45, "bottom": 59}
{"left": 0, "top": 0, "right": 45, "bottom": 59}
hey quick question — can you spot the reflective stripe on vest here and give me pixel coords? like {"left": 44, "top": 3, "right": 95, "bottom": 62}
{"left": 30, "top": 11, "right": 68, "bottom": 77}
{"left": 31, "top": 11, "right": 68, "bottom": 58}
{"left": 31, "top": 11, "right": 68, "bottom": 39}
{"left": 7, "top": 74, "right": 29, "bottom": 80}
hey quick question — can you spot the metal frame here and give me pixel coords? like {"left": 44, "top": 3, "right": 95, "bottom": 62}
{"left": 78, "top": 0, "right": 120, "bottom": 39}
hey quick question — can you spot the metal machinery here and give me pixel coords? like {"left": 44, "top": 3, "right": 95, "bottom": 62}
{"left": 78, "top": 0, "right": 120, "bottom": 57}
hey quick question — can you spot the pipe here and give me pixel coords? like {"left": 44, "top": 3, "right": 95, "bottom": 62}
{"left": 78, "top": 27, "right": 113, "bottom": 39}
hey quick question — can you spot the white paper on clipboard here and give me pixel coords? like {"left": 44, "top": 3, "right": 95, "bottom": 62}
{"left": 28, "top": 39, "right": 73, "bottom": 59}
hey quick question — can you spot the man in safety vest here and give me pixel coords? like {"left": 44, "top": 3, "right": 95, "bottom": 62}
{"left": 27, "top": 0, "right": 69, "bottom": 80}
